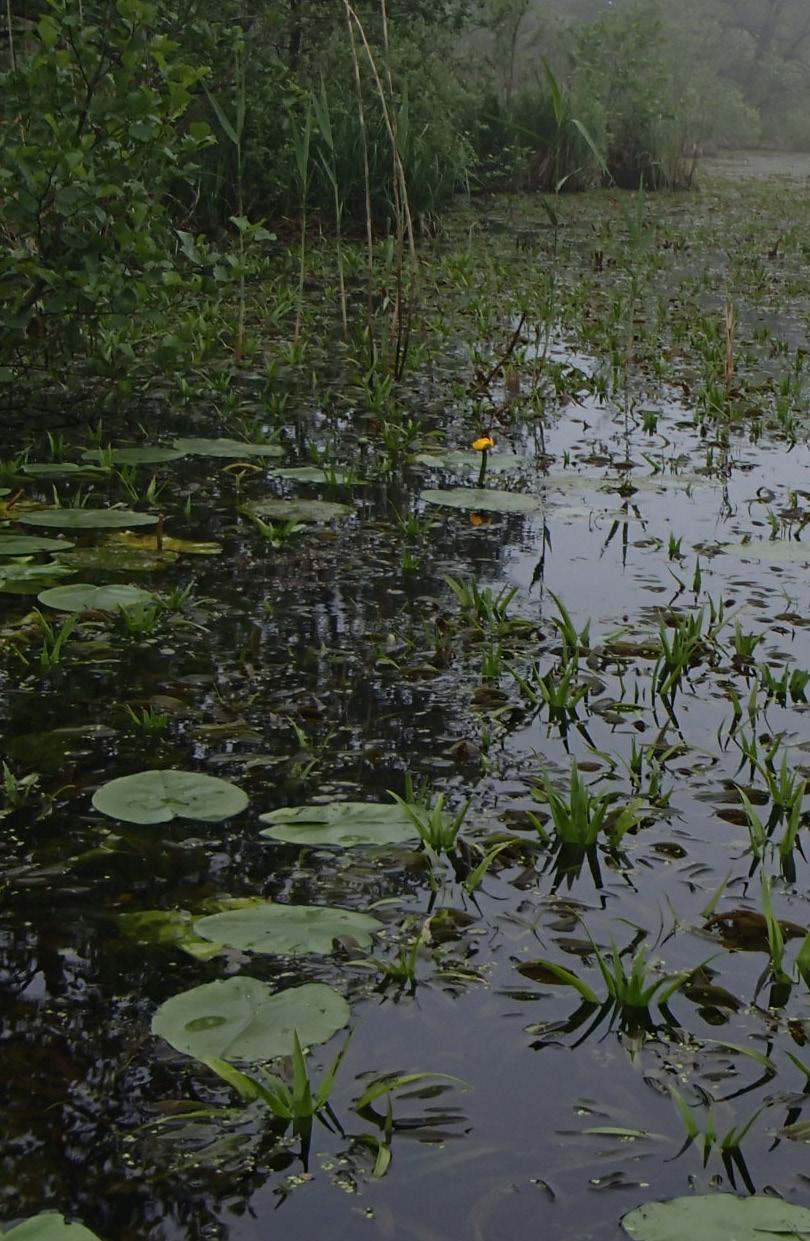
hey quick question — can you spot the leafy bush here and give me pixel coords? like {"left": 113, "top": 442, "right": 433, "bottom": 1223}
{"left": 0, "top": 0, "right": 211, "bottom": 375}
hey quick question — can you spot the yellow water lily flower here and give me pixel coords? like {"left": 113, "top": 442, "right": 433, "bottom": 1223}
{"left": 472, "top": 436, "right": 495, "bottom": 452}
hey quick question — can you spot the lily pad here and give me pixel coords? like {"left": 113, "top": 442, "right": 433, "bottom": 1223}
{"left": 54, "top": 547, "right": 179, "bottom": 573}
{"left": 19, "top": 509, "right": 158, "bottom": 530}
{"left": 194, "top": 903, "right": 383, "bottom": 956}
{"left": 246, "top": 498, "right": 353, "bottom": 523}
{"left": 81, "top": 446, "right": 185, "bottom": 466}
{"left": 107, "top": 532, "right": 222, "bottom": 556}
{"left": 413, "top": 450, "right": 528, "bottom": 473}
{"left": 622, "top": 1195, "right": 810, "bottom": 1241}
{"left": 0, "top": 488, "right": 9, "bottom": 496}
{"left": 92, "top": 769, "right": 248, "bottom": 824}
{"left": 37, "top": 583, "right": 156, "bottom": 613}
{"left": 151, "top": 976, "right": 350, "bottom": 1062}
{"left": 421, "top": 487, "right": 542, "bottom": 514}
{"left": 259, "top": 800, "right": 420, "bottom": 847}
{"left": 721, "top": 540, "right": 810, "bottom": 563}
{"left": 0, "top": 563, "right": 75, "bottom": 593}
{"left": 0, "top": 536, "right": 75, "bottom": 555}
{"left": 271, "top": 466, "right": 352, "bottom": 484}
{"left": 20, "top": 463, "right": 106, "bottom": 479}
{"left": 172, "top": 437, "right": 283, "bottom": 459}
{"left": 2, "top": 1216, "right": 103, "bottom": 1240}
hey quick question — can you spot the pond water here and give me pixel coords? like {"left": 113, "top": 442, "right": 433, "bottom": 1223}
{"left": 2, "top": 161, "right": 810, "bottom": 1241}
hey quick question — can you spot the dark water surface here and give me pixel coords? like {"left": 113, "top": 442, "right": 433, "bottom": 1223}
{"left": 3, "top": 164, "right": 810, "bottom": 1240}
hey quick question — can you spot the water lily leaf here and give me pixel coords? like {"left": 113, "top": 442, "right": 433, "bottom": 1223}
{"left": 54, "top": 547, "right": 178, "bottom": 573}
{"left": 106, "top": 532, "right": 222, "bottom": 556}
{"left": 92, "top": 769, "right": 248, "bottom": 824}
{"left": 271, "top": 466, "right": 352, "bottom": 484}
{"left": 0, "top": 563, "right": 75, "bottom": 594}
{"left": 19, "top": 509, "right": 158, "bottom": 530}
{"left": 721, "top": 540, "right": 810, "bottom": 563}
{"left": 0, "top": 535, "right": 75, "bottom": 555}
{"left": 172, "top": 437, "right": 283, "bottom": 459}
{"left": 412, "top": 450, "right": 527, "bottom": 473}
{"left": 37, "top": 583, "right": 156, "bottom": 612}
{"left": 622, "top": 1195, "right": 810, "bottom": 1241}
{"left": 2, "top": 1215, "right": 103, "bottom": 1240}
{"left": 0, "top": 488, "right": 9, "bottom": 496}
{"left": 421, "top": 488, "right": 542, "bottom": 514}
{"left": 259, "top": 801, "right": 420, "bottom": 847}
{"left": 194, "top": 903, "right": 383, "bottom": 956}
{"left": 246, "top": 498, "right": 352, "bottom": 523}
{"left": 81, "top": 446, "right": 185, "bottom": 466}
{"left": 20, "top": 463, "right": 106, "bottom": 479}
{"left": 118, "top": 909, "right": 223, "bottom": 961}
{"left": 151, "top": 977, "right": 349, "bottom": 1062}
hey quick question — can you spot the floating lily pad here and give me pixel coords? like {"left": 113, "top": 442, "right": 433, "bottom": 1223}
{"left": 172, "top": 437, "right": 283, "bottom": 459}
{"left": 413, "top": 450, "right": 528, "bottom": 473}
{"left": 271, "top": 466, "right": 352, "bottom": 484}
{"left": 54, "top": 547, "right": 179, "bottom": 573}
{"left": 20, "top": 463, "right": 106, "bottom": 479}
{"left": 421, "top": 487, "right": 542, "bottom": 514}
{"left": 0, "top": 488, "right": 9, "bottom": 496}
{"left": 246, "top": 498, "right": 352, "bottom": 523}
{"left": 721, "top": 540, "right": 810, "bottom": 563}
{"left": 107, "top": 532, "right": 222, "bottom": 556}
{"left": 259, "top": 800, "right": 420, "bottom": 847}
{"left": 622, "top": 1195, "right": 810, "bottom": 1241}
{"left": 7, "top": 724, "right": 115, "bottom": 771}
{"left": 2, "top": 1215, "right": 103, "bottom": 1240}
{"left": 19, "top": 509, "right": 158, "bottom": 530}
{"left": 0, "top": 563, "right": 75, "bottom": 594}
{"left": 92, "top": 768, "right": 248, "bottom": 824}
{"left": 151, "top": 977, "right": 350, "bottom": 1062}
{"left": 0, "top": 535, "right": 75, "bottom": 555}
{"left": 194, "top": 903, "right": 383, "bottom": 956}
{"left": 81, "top": 446, "right": 185, "bottom": 466}
{"left": 37, "top": 583, "right": 156, "bottom": 612}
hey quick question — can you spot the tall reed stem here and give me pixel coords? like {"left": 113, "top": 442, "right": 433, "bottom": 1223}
{"left": 6, "top": 0, "right": 15, "bottom": 72}
{"left": 344, "top": 1, "right": 376, "bottom": 368}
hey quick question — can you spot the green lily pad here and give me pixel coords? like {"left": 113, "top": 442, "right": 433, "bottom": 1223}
{"left": 151, "top": 977, "right": 350, "bottom": 1062}
{"left": 194, "top": 903, "right": 383, "bottom": 956}
{"left": 0, "top": 535, "right": 75, "bottom": 555}
{"left": 81, "top": 446, "right": 185, "bottom": 466}
{"left": 2, "top": 1215, "right": 103, "bottom": 1240}
{"left": 54, "top": 547, "right": 179, "bottom": 573}
{"left": 37, "top": 583, "right": 156, "bottom": 612}
{"left": 259, "top": 800, "right": 420, "bottom": 847}
{"left": 20, "top": 463, "right": 106, "bottom": 479}
{"left": 721, "top": 540, "right": 810, "bottom": 563}
{"left": 172, "top": 437, "right": 283, "bottom": 459}
{"left": 0, "top": 488, "right": 9, "bottom": 496}
{"left": 421, "top": 487, "right": 542, "bottom": 514}
{"left": 107, "top": 532, "right": 222, "bottom": 556}
{"left": 92, "top": 768, "right": 248, "bottom": 824}
{"left": 413, "top": 450, "right": 528, "bottom": 473}
{"left": 622, "top": 1195, "right": 810, "bottom": 1241}
{"left": 246, "top": 498, "right": 353, "bottom": 524}
{"left": 19, "top": 509, "right": 158, "bottom": 530}
{"left": 0, "top": 563, "right": 75, "bottom": 594}
{"left": 271, "top": 466, "right": 352, "bottom": 484}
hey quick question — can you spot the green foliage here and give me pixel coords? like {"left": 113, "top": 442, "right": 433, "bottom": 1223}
{"left": 0, "top": 0, "right": 211, "bottom": 374}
